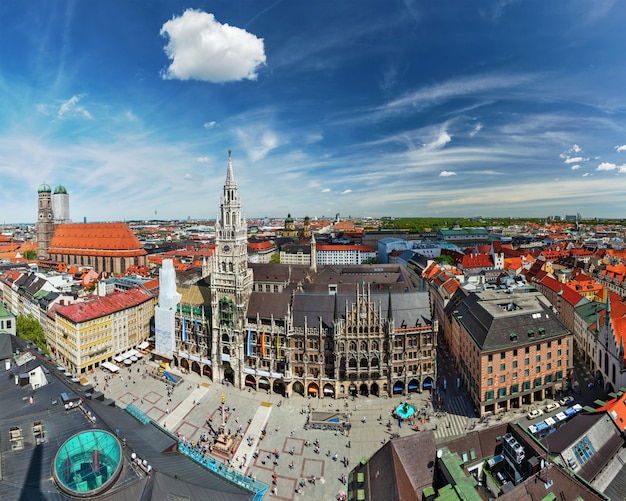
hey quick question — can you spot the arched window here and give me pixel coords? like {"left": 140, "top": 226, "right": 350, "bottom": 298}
{"left": 360, "top": 341, "right": 368, "bottom": 352}
{"left": 349, "top": 341, "right": 357, "bottom": 352}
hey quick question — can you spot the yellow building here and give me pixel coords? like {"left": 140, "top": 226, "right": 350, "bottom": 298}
{"left": 49, "top": 288, "right": 154, "bottom": 374}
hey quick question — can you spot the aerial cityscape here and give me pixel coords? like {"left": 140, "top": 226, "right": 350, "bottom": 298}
{"left": 2, "top": 152, "right": 626, "bottom": 500}
{"left": 3, "top": 1, "right": 626, "bottom": 500}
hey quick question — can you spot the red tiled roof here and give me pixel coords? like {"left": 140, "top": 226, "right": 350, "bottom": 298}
{"left": 55, "top": 288, "right": 152, "bottom": 323}
{"left": 49, "top": 223, "right": 147, "bottom": 257}
{"left": 248, "top": 241, "right": 275, "bottom": 251}
{"left": 538, "top": 275, "right": 587, "bottom": 307}
{"left": 460, "top": 253, "right": 493, "bottom": 269}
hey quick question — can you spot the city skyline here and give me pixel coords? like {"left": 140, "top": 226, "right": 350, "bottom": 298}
{"left": 2, "top": 1, "right": 626, "bottom": 223}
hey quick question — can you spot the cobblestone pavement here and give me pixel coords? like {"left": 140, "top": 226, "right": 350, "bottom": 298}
{"left": 87, "top": 359, "right": 533, "bottom": 500}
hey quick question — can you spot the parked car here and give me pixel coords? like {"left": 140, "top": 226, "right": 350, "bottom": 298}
{"left": 559, "top": 396, "right": 575, "bottom": 406}
{"left": 527, "top": 408, "right": 544, "bottom": 420}
{"left": 545, "top": 402, "right": 560, "bottom": 412}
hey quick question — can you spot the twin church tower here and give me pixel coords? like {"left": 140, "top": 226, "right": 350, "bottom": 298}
{"left": 36, "top": 183, "right": 71, "bottom": 259}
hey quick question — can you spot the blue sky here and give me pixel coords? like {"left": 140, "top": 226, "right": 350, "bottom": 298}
{"left": 1, "top": 0, "right": 626, "bottom": 223}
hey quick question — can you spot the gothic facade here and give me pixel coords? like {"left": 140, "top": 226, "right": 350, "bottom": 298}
{"left": 172, "top": 153, "right": 436, "bottom": 398}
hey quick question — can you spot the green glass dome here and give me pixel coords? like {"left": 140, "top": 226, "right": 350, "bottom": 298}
{"left": 53, "top": 430, "right": 123, "bottom": 498}
{"left": 38, "top": 183, "right": 52, "bottom": 193}
{"left": 54, "top": 185, "right": 68, "bottom": 194}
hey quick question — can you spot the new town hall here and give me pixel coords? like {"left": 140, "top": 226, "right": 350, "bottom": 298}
{"left": 159, "top": 153, "right": 436, "bottom": 399}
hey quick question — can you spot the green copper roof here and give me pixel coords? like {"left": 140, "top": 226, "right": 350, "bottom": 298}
{"left": 38, "top": 183, "right": 52, "bottom": 193}
{"left": 54, "top": 185, "right": 68, "bottom": 194}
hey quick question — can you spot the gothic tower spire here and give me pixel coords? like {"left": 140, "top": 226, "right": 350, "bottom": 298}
{"left": 209, "top": 151, "right": 253, "bottom": 389}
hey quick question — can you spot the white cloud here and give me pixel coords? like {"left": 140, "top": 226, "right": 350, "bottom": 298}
{"left": 582, "top": 172, "right": 590, "bottom": 177}
{"left": 615, "top": 144, "right": 626, "bottom": 152}
{"left": 570, "top": 164, "right": 581, "bottom": 170}
{"left": 196, "top": 156, "right": 210, "bottom": 163}
{"left": 321, "top": 188, "right": 331, "bottom": 193}
{"left": 184, "top": 173, "right": 192, "bottom": 180}
{"left": 469, "top": 123, "right": 483, "bottom": 137}
{"left": 204, "top": 121, "right": 217, "bottom": 128}
{"left": 305, "top": 133, "right": 324, "bottom": 144}
{"left": 160, "top": 9, "right": 266, "bottom": 83}
{"left": 564, "top": 156, "right": 586, "bottom": 164}
{"left": 236, "top": 127, "right": 282, "bottom": 162}
{"left": 596, "top": 162, "right": 626, "bottom": 172}
{"left": 571, "top": 144, "right": 582, "bottom": 153}
{"left": 57, "top": 95, "right": 92, "bottom": 119}
{"left": 340, "top": 189, "right": 352, "bottom": 195}
{"left": 439, "top": 171, "right": 457, "bottom": 177}
{"left": 423, "top": 130, "right": 451, "bottom": 150}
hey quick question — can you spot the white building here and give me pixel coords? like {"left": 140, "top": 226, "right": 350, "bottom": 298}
{"left": 316, "top": 244, "right": 376, "bottom": 265}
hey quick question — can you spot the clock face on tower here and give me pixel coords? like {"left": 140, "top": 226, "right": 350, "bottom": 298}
{"left": 223, "top": 244, "right": 231, "bottom": 252}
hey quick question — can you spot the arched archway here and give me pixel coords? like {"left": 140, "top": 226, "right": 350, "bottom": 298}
{"left": 202, "top": 365, "right": 213, "bottom": 380}
{"left": 191, "top": 361, "right": 201, "bottom": 376}
{"left": 393, "top": 380, "right": 405, "bottom": 395}
{"left": 172, "top": 356, "right": 179, "bottom": 367}
{"left": 258, "top": 377, "right": 270, "bottom": 391}
{"left": 359, "top": 383, "right": 369, "bottom": 396}
{"left": 293, "top": 381, "right": 305, "bottom": 396}
{"left": 595, "top": 370, "right": 605, "bottom": 390}
{"left": 308, "top": 382, "right": 319, "bottom": 397}
{"left": 223, "top": 362, "right": 234, "bottom": 384}
{"left": 423, "top": 376, "right": 434, "bottom": 391}
{"left": 349, "top": 384, "right": 357, "bottom": 396}
{"left": 408, "top": 378, "right": 420, "bottom": 393}
{"left": 370, "top": 382, "right": 379, "bottom": 396}
{"left": 273, "top": 380, "right": 285, "bottom": 396}
{"left": 245, "top": 374, "right": 256, "bottom": 389}
{"left": 323, "top": 383, "right": 335, "bottom": 398}
{"left": 180, "top": 358, "right": 190, "bottom": 373}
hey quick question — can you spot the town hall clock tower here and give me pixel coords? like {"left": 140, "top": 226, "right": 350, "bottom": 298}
{"left": 208, "top": 151, "right": 253, "bottom": 388}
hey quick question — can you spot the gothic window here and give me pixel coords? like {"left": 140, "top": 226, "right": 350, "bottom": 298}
{"left": 339, "top": 342, "right": 345, "bottom": 352}
{"left": 222, "top": 333, "right": 230, "bottom": 343}
{"left": 219, "top": 296, "right": 234, "bottom": 326}
{"left": 360, "top": 357, "right": 368, "bottom": 368}
{"left": 222, "top": 262, "right": 227, "bottom": 272}
{"left": 229, "top": 262, "right": 233, "bottom": 272}
{"left": 349, "top": 341, "right": 357, "bottom": 352}
{"left": 360, "top": 341, "right": 367, "bottom": 352}
{"left": 372, "top": 341, "right": 379, "bottom": 351}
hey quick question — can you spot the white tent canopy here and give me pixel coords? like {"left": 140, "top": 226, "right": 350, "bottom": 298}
{"left": 102, "top": 361, "right": 120, "bottom": 373}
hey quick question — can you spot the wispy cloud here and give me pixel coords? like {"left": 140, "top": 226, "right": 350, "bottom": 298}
{"left": 57, "top": 95, "right": 92, "bottom": 120}
{"left": 439, "top": 171, "right": 457, "bottom": 177}
{"left": 372, "top": 72, "right": 538, "bottom": 121}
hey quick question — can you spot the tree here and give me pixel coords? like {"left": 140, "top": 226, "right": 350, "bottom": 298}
{"left": 435, "top": 254, "right": 455, "bottom": 266}
{"left": 269, "top": 252, "right": 281, "bottom": 264}
{"left": 23, "top": 249, "right": 37, "bottom": 260}
{"left": 16, "top": 314, "right": 48, "bottom": 353}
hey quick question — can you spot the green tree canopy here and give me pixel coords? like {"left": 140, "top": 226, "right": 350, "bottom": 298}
{"left": 269, "top": 252, "right": 281, "bottom": 264}
{"left": 16, "top": 314, "right": 48, "bottom": 353}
